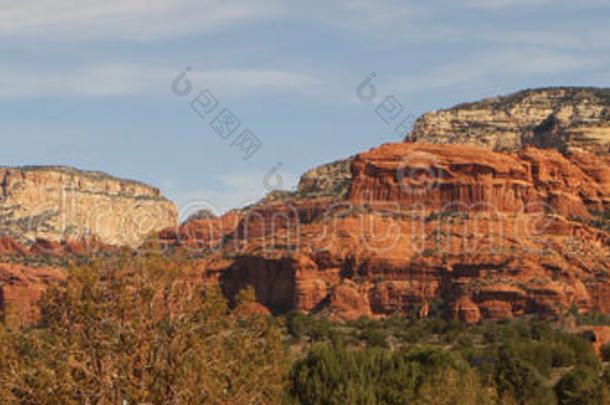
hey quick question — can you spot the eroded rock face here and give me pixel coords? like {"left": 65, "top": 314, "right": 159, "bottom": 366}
{"left": 453, "top": 296, "right": 481, "bottom": 324}
{"left": 265, "top": 88, "right": 610, "bottom": 209}
{"left": 328, "top": 280, "right": 372, "bottom": 321}
{"left": 349, "top": 143, "right": 609, "bottom": 219}
{"left": 0, "top": 166, "right": 177, "bottom": 247}
{"left": 407, "top": 87, "right": 610, "bottom": 155}
{"left": 199, "top": 204, "right": 608, "bottom": 321}
{"left": 190, "top": 143, "right": 609, "bottom": 322}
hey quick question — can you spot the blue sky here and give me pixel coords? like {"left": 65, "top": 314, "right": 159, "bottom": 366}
{"left": 1, "top": 0, "right": 609, "bottom": 216}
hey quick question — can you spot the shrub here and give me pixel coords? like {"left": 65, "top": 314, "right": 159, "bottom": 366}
{"left": 360, "top": 326, "right": 389, "bottom": 348}
{"left": 510, "top": 341, "right": 554, "bottom": 378}
{"left": 554, "top": 366, "right": 602, "bottom": 405}
{"left": 284, "top": 345, "right": 494, "bottom": 405}
{"left": 455, "top": 334, "right": 474, "bottom": 349}
{"left": 401, "top": 326, "right": 425, "bottom": 343}
{"left": 482, "top": 323, "right": 519, "bottom": 344}
{"left": 560, "top": 334, "right": 600, "bottom": 371}
{"left": 551, "top": 342, "right": 577, "bottom": 367}
{"left": 493, "top": 345, "right": 557, "bottom": 405}
{"left": 601, "top": 343, "right": 610, "bottom": 362}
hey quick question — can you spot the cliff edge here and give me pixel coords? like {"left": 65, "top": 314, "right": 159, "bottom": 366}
{"left": 0, "top": 166, "right": 178, "bottom": 246}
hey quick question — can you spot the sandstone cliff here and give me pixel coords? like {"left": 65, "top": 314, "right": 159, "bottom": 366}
{"left": 158, "top": 87, "right": 610, "bottom": 323}
{"left": 256, "top": 158, "right": 354, "bottom": 204}
{"left": 407, "top": 87, "right": 610, "bottom": 154}
{"left": 0, "top": 166, "right": 177, "bottom": 247}
{"left": 349, "top": 143, "right": 609, "bottom": 218}
{"left": 165, "top": 143, "right": 609, "bottom": 323}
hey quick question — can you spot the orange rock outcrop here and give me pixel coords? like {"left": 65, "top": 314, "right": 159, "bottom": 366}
{"left": 177, "top": 143, "right": 609, "bottom": 323}
{"left": 0, "top": 262, "right": 66, "bottom": 327}
{"left": 0, "top": 236, "right": 122, "bottom": 325}
{"left": 348, "top": 143, "right": 608, "bottom": 219}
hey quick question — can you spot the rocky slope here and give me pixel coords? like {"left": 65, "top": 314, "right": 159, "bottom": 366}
{"left": 0, "top": 166, "right": 177, "bottom": 247}
{"left": 407, "top": 87, "right": 610, "bottom": 154}
{"left": 297, "top": 158, "right": 354, "bottom": 199}
{"left": 163, "top": 143, "right": 609, "bottom": 322}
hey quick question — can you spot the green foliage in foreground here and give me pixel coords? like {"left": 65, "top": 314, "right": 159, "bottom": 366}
{"left": 2, "top": 255, "right": 610, "bottom": 404}
{"left": 283, "top": 344, "right": 495, "bottom": 405}
{"left": 554, "top": 366, "right": 610, "bottom": 405}
{"left": 493, "top": 345, "right": 555, "bottom": 404}
{"left": 282, "top": 311, "right": 610, "bottom": 405}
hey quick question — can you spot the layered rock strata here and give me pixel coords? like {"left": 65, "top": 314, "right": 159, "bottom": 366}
{"left": 0, "top": 166, "right": 177, "bottom": 247}
{"left": 164, "top": 143, "right": 609, "bottom": 322}
{"left": 407, "top": 87, "right": 610, "bottom": 154}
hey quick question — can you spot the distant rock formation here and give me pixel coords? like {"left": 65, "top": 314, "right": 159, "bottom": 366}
{"left": 135, "top": 88, "right": 610, "bottom": 324}
{"left": 0, "top": 236, "right": 120, "bottom": 326}
{"left": 0, "top": 166, "right": 177, "bottom": 247}
{"left": 407, "top": 87, "right": 610, "bottom": 154}
{"left": 297, "top": 158, "right": 354, "bottom": 199}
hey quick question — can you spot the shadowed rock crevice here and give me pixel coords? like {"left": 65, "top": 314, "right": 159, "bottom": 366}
{"left": 219, "top": 256, "right": 297, "bottom": 315}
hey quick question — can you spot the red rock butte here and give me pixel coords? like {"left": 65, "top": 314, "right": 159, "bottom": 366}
{"left": 160, "top": 142, "right": 609, "bottom": 323}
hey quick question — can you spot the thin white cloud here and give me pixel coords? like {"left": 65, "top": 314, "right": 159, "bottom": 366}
{"left": 387, "top": 48, "right": 604, "bottom": 94}
{"left": 188, "top": 69, "right": 324, "bottom": 97}
{"left": 311, "top": 0, "right": 419, "bottom": 31}
{"left": 461, "top": 0, "right": 609, "bottom": 9}
{"left": 1, "top": 0, "right": 608, "bottom": 50}
{"left": 0, "top": 63, "right": 324, "bottom": 100}
{"left": 0, "top": 0, "right": 285, "bottom": 41}
{"left": 0, "top": 64, "right": 153, "bottom": 99}
{"left": 170, "top": 170, "right": 299, "bottom": 217}
{"left": 0, "top": 46, "right": 604, "bottom": 104}
{"left": 0, "top": 2, "right": 607, "bottom": 104}
{"left": 0, "top": 0, "right": 446, "bottom": 46}
{"left": 462, "top": 0, "right": 552, "bottom": 8}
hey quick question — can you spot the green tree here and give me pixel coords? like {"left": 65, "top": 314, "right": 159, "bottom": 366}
{"left": 555, "top": 366, "right": 602, "bottom": 405}
{"left": 284, "top": 344, "right": 494, "bottom": 405}
{"left": 494, "top": 345, "right": 556, "bottom": 405}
